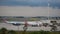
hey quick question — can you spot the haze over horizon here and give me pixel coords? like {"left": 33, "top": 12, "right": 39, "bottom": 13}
{"left": 0, "top": 0, "right": 60, "bottom": 16}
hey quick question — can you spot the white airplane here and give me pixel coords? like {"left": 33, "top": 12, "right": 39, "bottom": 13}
{"left": 2, "top": 18, "right": 42, "bottom": 27}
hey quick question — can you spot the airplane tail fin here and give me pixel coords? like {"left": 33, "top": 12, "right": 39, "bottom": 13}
{"left": 24, "top": 19, "right": 28, "bottom": 27}
{"left": 2, "top": 18, "right": 7, "bottom": 23}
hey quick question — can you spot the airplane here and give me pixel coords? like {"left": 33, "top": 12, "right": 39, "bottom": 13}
{"left": 2, "top": 18, "right": 42, "bottom": 27}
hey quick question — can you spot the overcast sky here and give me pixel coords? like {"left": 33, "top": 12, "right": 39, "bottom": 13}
{"left": 0, "top": 0, "right": 60, "bottom": 16}
{"left": 0, "top": 0, "right": 60, "bottom": 8}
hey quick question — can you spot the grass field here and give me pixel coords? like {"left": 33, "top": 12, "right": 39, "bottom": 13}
{"left": 0, "top": 28, "right": 60, "bottom": 34}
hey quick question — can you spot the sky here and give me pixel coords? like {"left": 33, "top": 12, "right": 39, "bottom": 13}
{"left": 0, "top": 0, "right": 60, "bottom": 8}
{"left": 0, "top": 0, "right": 60, "bottom": 16}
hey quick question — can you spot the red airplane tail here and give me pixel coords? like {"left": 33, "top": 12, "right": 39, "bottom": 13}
{"left": 2, "top": 18, "right": 7, "bottom": 23}
{"left": 24, "top": 19, "right": 28, "bottom": 27}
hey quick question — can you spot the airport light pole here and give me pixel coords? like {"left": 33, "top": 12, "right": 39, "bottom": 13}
{"left": 48, "top": 0, "right": 50, "bottom": 20}
{"left": 47, "top": 0, "right": 57, "bottom": 31}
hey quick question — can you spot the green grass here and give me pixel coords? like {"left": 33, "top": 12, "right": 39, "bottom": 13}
{"left": 0, "top": 30, "right": 60, "bottom": 34}
{"left": 15, "top": 31, "right": 60, "bottom": 34}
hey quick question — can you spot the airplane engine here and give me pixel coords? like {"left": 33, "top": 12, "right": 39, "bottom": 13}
{"left": 12, "top": 23, "right": 21, "bottom": 26}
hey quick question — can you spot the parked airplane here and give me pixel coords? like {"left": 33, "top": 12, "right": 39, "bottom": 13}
{"left": 2, "top": 18, "right": 42, "bottom": 27}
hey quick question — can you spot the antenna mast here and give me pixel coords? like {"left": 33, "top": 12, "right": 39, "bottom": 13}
{"left": 48, "top": 0, "right": 50, "bottom": 20}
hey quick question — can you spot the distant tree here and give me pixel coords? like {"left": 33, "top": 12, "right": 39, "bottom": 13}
{"left": 50, "top": 25, "right": 57, "bottom": 31}
{"left": 15, "top": 16, "right": 24, "bottom": 18}
{"left": 43, "top": 23, "right": 48, "bottom": 27}
{"left": 57, "top": 23, "right": 60, "bottom": 26}
{"left": 0, "top": 16, "right": 2, "bottom": 18}
{"left": 30, "top": 31, "right": 38, "bottom": 34}
{"left": 39, "top": 30, "right": 50, "bottom": 34}
{"left": 0, "top": 28, "right": 7, "bottom": 34}
{"left": 7, "top": 30, "right": 17, "bottom": 34}
{"left": 50, "top": 21, "right": 57, "bottom": 25}
{"left": 39, "top": 30, "right": 45, "bottom": 34}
